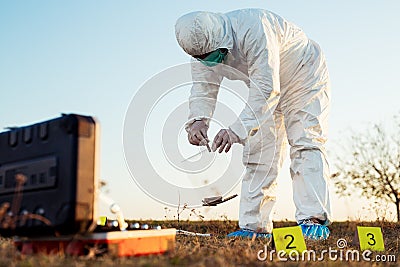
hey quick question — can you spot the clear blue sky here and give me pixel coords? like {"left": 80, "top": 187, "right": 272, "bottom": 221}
{"left": 1, "top": 1, "right": 399, "bottom": 222}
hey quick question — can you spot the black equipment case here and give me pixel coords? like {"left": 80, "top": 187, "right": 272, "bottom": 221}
{"left": 0, "top": 114, "right": 98, "bottom": 236}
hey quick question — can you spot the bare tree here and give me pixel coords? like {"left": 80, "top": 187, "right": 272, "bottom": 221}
{"left": 331, "top": 116, "right": 400, "bottom": 222}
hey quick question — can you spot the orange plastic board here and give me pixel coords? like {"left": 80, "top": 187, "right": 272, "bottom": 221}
{"left": 14, "top": 229, "right": 176, "bottom": 257}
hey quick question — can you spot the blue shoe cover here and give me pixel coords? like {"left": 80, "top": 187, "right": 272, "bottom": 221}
{"left": 300, "top": 223, "right": 330, "bottom": 240}
{"left": 227, "top": 229, "right": 271, "bottom": 238}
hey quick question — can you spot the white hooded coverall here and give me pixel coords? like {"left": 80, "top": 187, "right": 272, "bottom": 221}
{"left": 175, "top": 9, "right": 331, "bottom": 233}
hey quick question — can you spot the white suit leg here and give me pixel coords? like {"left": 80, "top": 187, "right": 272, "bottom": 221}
{"left": 284, "top": 70, "right": 332, "bottom": 225}
{"left": 239, "top": 110, "right": 286, "bottom": 233}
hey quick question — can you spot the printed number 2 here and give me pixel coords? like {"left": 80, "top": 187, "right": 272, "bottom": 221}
{"left": 366, "top": 233, "right": 376, "bottom": 246}
{"left": 285, "top": 234, "right": 296, "bottom": 249}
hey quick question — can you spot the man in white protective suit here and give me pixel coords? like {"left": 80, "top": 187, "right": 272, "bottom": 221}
{"left": 175, "top": 8, "right": 331, "bottom": 240}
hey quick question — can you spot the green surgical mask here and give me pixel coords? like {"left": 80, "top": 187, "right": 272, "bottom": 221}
{"left": 199, "top": 49, "right": 227, "bottom": 67}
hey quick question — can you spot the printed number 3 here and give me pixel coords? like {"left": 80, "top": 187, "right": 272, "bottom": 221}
{"left": 285, "top": 234, "right": 296, "bottom": 249}
{"left": 366, "top": 233, "right": 376, "bottom": 246}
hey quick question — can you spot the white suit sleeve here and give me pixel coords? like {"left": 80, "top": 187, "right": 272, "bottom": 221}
{"left": 185, "top": 61, "right": 223, "bottom": 131}
{"left": 229, "top": 21, "right": 281, "bottom": 141}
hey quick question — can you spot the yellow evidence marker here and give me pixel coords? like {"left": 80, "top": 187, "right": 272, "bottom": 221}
{"left": 97, "top": 216, "right": 107, "bottom": 226}
{"left": 357, "top": 226, "right": 385, "bottom": 251}
{"left": 272, "top": 226, "right": 307, "bottom": 255}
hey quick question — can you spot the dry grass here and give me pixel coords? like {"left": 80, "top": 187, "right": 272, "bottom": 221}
{"left": 0, "top": 220, "right": 399, "bottom": 266}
